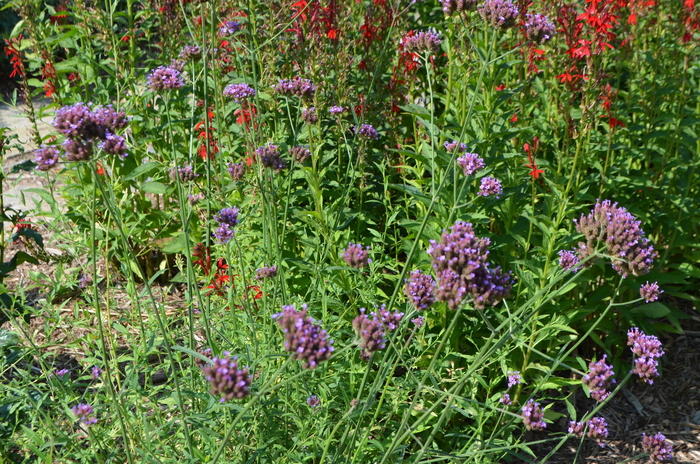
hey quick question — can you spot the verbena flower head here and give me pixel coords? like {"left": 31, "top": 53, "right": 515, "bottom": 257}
{"left": 215, "top": 207, "right": 240, "bottom": 227}
{"left": 521, "top": 400, "right": 546, "bottom": 431}
{"left": 147, "top": 65, "right": 184, "bottom": 91}
{"left": 558, "top": 250, "right": 580, "bottom": 272}
{"left": 640, "top": 281, "right": 662, "bottom": 302}
{"left": 441, "top": 0, "right": 478, "bottom": 14}
{"left": 34, "top": 145, "right": 60, "bottom": 171}
{"left": 302, "top": 107, "right": 318, "bottom": 124}
{"left": 343, "top": 242, "right": 372, "bottom": 269}
{"left": 642, "top": 432, "right": 673, "bottom": 461}
{"left": 189, "top": 193, "right": 205, "bottom": 205}
{"left": 411, "top": 316, "right": 425, "bottom": 328}
{"left": 255, "top": 265, "right": 278, "bottom": 280}
{"left": 179, "top": 45, "right": 202, "bottom": 60}
{"left": 353, "top": 308, "right": 386, "bottom": 357}
{"left": 274, "top": 77, "right": 317, "bottom": 100}
{"left": 307, "top": 395, "right": 321, "bottom": 411}
{"left": 568, "top": 421, "right": 585, "bottom": 436}
{"left": 213, "top": 223, "right": 235, "bottom": 244}
{"left": 71, "top": 403, "right": 97, "bottom": 425}
{"left": 91, "top": 366, "right": 102, "bottom": 379}
{"left": 355, "top": 124, "right": 379, "bottom": 140}
{"left": 273, "top": 304, "right": 334, "bottom": 369}
{"left": 428, "top": 221, "right": 512, "bottom": 309}
{"left": 201, "top": 353, "right": 251, "bottom": 401}
{"left": 98, "top": 132, "right": 128, "bottom": 158}
{"left": 290, "top": 145, "right": 311, "bottom": 163}
{"left": 372, "top": 304, "right": 404, "bottom": 331}
{"left": 329, "top": 105, "right": 345, "bottom": 115}
{"left": 53, "top": 369, "right": 70, "bottom": 378}
{"left": 582, "top": 355, "right": 616, "bottom": 402}
{"left": 444, "top": 140, "right": 468, "bottom": 153}
{"left": 401, "top": 30, "right": 441, "bottom": 54}
{"left": 62, "top": 138, "right": 93, "bottom": 162}
{"left": 500, "top": 393, "right": 512, "bottom": 405}
{"left": 587, "top": 417, "right": 608, "bottom": 447}
{"left": 524, "top": 13, "right": 556, "bottom": 44}
{"left": 53, "top": 102, "right": 95, "bottom": 139}
{"left": 507, "top": 371, "right": 522, "bottom": 389}
{"left": 223, "top": 83, "right": 256, "bottom": 102}
{"left": 92, "top": 105, "right": 129, "bottom": 133}
{"left": 627, "top": 327, "right": 664, "bottom": 384}
{"left": 256, "top": 144, "right": 285, "bottom": 172}
{"left": 478, "top": 176, "right": 503, "bottom": 198}
{"left": 219, "top": 20, "right": 241, "bottom": 36}
{"left": 574, "top": 200, "right": 658, "bottom": 277}
{"left": 227, "top": 162, "right": 246, "bottom": 181}
{"left": 169, "top": 165, "right": 197, "bottom": 182}
{"left": 404, "top": 270, "right": 437, "bottom": 311}
{"left": 478, "top": 0, "right": 519, "bottom": 29}
{"left": 457, "top": 152, "right": 485, "bottom": 176}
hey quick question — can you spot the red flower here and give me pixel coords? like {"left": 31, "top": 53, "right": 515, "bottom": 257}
{"left": 524, "top": 137, "right": 544, "bottom": 180}
{"left": 96, "top": 162, "right": 105, "bottom": 176}
{"left": 4, "top": 35, "right": 25, "bottom": 80}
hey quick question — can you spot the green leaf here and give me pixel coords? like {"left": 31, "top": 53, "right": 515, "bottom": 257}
{"left": 125, "top": 161, "right": 161, "bottom": 180}
{"left": 161, "top": 234, "right": 188, "bottom": 254}
{"left": 11, "top": 228, "right": 44, "bottom": 249}
{"left": 141, "top": 181, "right": 169, "bottom": 194}
{"left": 631, "top": 302, "right": 670, "bottom": 319}
{"left": 11, "top": 160, "right": 36, "bottom": 173}
{"left": 0, "top": 328, "right": 20, "bottom": 349}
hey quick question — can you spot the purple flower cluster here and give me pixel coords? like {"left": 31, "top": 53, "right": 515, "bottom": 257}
{"left": 307, "top": 395, "right": 321, "bottom": 411}
{"left": 273, "top": 304, "right": 334, "bottom": 369}
{"left": 524, "top": 13, "right": 556, "bottom": 44}
{"left": 219, "top": 20, "right": 241, "bottom": 36}
{"left": 146, "top": 65, "right": 184, "bottom": 91}
{"left": 71, "top": 403, "right": 98, "bottom": 425}
{"left": 223, "top": 83, "right": 256, "bottom": 102}
{"left": 329, "top": 106, "right": 345, "bottom": 115}
{"left": 91, "top": 365, "right": 102, "bottom": 379}
{"left": 500, "top": 393, "right": 512, "bottom": 405}
{"left": 255, "top": 265, "right": 278, "bottom": 280}
{"left": 444, "top": 140, "right": 468, "bottom": 153}
{"left": 642, "top": 432, "right": 673, "bottom": 461}
{"left": 441, "top": 0, "right": 478, "bottom": 14}
{"left": 428, "top": 221, "right": 512, "bottom": 310}
{"left": 343, "top": 242, "right": 372, "bottom": 269}
{"left": 478, "top": 0, "right": 519, "bottom": 29}
{"left": 274, "top": 77, "right": 317, "bottom": 100}
{"left": 640, "top": 281, "right": 662, "bottom": 303}
{"left": 401, "top": 30, "right": 442, "bottom": 54}
{"left": 627, "top": 327, "right": 664, "bottom": 384}
{"left": 558, "top": 250, "right": 580, "bottom": 272}
{"left": 587, "top": 417, "right": 609, "bottom": 446}
{"left": 568, "top": 418, "right": 609, "bottom": 446}
{"left": 170, "top": 165, "right": 198, "bottom": 182}
{"left": 52, "top": 103, "right": 129, "bottom": 162}
{"left": 582, "top": 355, "right": 616, "bottom": 402}
{"left": 521, "top": 400, "right": 546, "bottom": 431}
{"left": 478, "top": 176, "right": 503, "bottom": 198}
{"left": 201, "top": 353, "right": 252, "bottom": 402}
{"left": 179, "top": 45, "right": 201, "bottom": 60}
{"left": 256, "top": 144, "right": 285, "bottom": 172}
{"left": 52, "top": 369, "right": 70, "bottom": 378}
{"left": 457, "top": 152, "right": 486, "bottom": 176}
{"left": 213, "top": 207, "right": 240, "bottom": 245}
{"left": 227, "top": 162, "right": 246, "bottom": 181}
{"left": 302, "top": 107, "right": 318, "bottom": 124}
{"left": 34, "top": 145, "right": 60, "bottom": 171}
{"left": 353, "top": 309, "right": 387, "bottom": 357}
{"left": 573, "top": 200, "right": 658, "bottom": 277}
{"left": 290, "top": 145, "right": 311, "bottom": 163}
{"left": 411, "top": 316, "right": 425, "bottom": 328}
{"left": 373, "top": 305, "right": 404, "bottom": 331}
{"left": 507, "top": 371, "right": 522, "bottom": 389}
{"left": 354, "top": 124, "right": 379, "bottom": 140}
{"left": 404, "top": 270, "right": 437, "bottom": 311}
